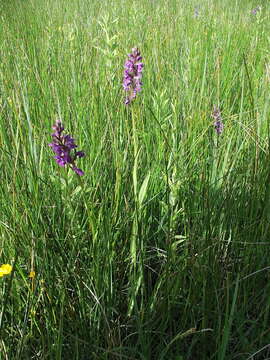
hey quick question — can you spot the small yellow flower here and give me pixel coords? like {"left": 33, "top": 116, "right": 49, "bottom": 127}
{"left": 29, "top": 271, "right": 35, "bottom": 278}
{"left": 0, "top": 264, "right": 12, "bottom": 278}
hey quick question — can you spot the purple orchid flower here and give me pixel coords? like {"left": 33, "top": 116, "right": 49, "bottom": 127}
{"left": 123, "top": 47, "right": 144, "bottom": 105}
{"left": 212, "top": 106, "right": 224, "bottom": 135}
{"left": 48, "top": 119, "right": 85, "bottom": 175}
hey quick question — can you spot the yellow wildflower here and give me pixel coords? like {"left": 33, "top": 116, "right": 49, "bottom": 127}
{"left": 0, "top": 264, "right": 12, "bottom": 278}
{"left": 29, "top": 271, "right": 35, "bottom": 278}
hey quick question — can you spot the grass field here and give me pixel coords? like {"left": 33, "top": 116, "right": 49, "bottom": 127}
{"left": 1, "top": 0, "right": 270, "bottom": 359}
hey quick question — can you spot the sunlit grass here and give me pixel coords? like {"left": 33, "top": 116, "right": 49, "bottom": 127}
{"left": 1, "top": 0, "right": 270, "bottom": 358}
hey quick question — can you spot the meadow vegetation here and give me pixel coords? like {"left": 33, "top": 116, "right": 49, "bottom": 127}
{"left": 0, "top": 0, "right": 270, "bottom": 358}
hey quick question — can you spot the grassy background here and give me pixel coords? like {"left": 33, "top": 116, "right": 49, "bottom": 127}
{"left": 1, "top": 0, "right": 270, "bottom": 358}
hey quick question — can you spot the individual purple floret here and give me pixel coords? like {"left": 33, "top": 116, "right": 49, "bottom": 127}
{"left": 251, "top": 6, "right": 261, "bottom": 15}
{"left": 48, "top": 119, "right": 85, "bottom": 176}
{"left": 123, "top": 47, "right": 144, "bottom": 105}
{"left": 212, "top": 106, "right": 224, "bottom": 135}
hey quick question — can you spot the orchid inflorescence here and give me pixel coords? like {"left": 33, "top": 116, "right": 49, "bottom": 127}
{"left": 48, "top": 119, "right": 85, "bottom": 176}
{"left": 212, "top": 106, "right": 224, "bottom": 135}
{"left": 123, "top": 47, "right": 144, "bottom": 105}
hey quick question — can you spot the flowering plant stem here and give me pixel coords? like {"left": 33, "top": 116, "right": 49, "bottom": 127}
{"left": 129, "top": 108, "right": 144, "bottom": 315}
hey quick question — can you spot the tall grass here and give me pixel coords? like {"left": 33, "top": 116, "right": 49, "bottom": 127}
{"left": 1, "top": 0, "right": 270, "bottom": 358}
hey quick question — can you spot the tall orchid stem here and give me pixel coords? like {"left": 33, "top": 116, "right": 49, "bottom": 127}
{"left": 132, "top": 109, "right": 138, "bottom": 198}
{"left": 128, "top": 108, "right": 143, "bottom": 315}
